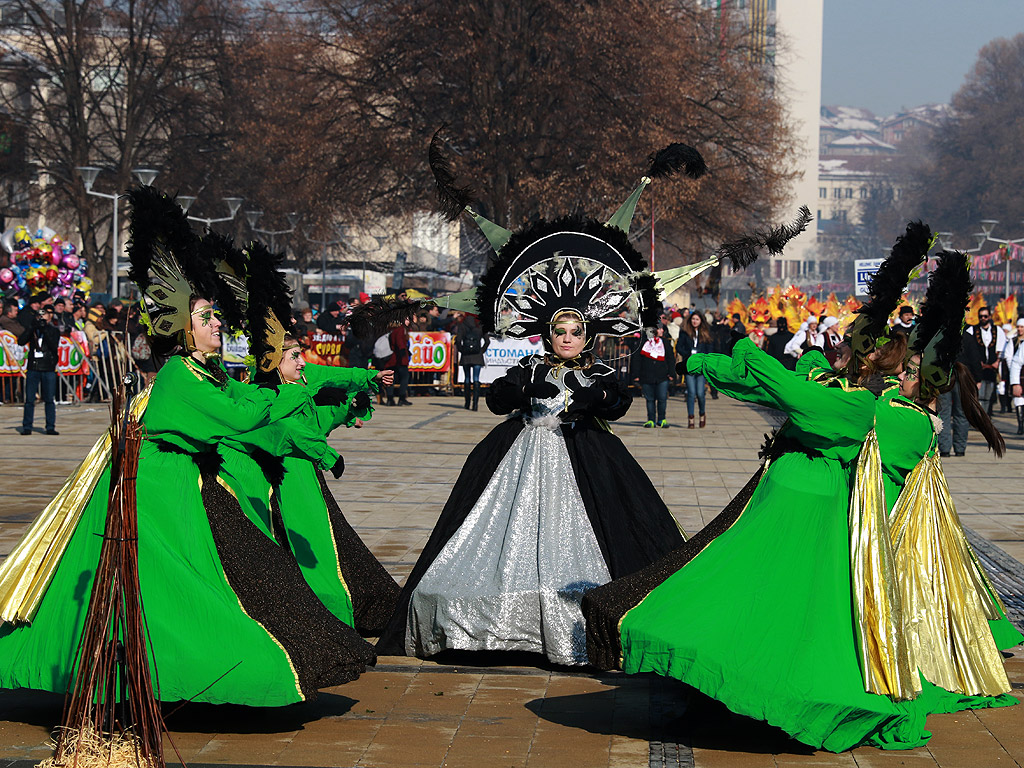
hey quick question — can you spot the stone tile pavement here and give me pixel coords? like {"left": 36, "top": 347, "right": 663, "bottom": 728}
{"left": 0, "top": 391, "right": 1022, "bottom": 768}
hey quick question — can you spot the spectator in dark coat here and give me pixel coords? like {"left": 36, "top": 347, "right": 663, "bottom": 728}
{"left": 316, "top": 302, "right": 346, "bottom": 335}
{"left": 676, "top": 312, "right": 714, "bottom": 428}
{"left": 454, "top": 313, "right": 489, "bottom": 410}
{"left": 17, "top": 305, "right": 61, "bottom": 435}
{"left": 765, "top": 316, "right": 796, "bottom": 370}
{"left": 634, "top": 326, "right": 674, "bottom": 427}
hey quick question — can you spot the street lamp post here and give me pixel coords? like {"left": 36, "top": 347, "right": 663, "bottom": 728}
{"left": 978, "top": 220, "right": 1024, "bottom": 299}
{"left": 176, "top": 195, "right": 244, "bottom": 229}
{"left": 245, "top": 210, "right": 300, "bottom": 252}
{"left": 77, "top": 166, "right": 160, "bottom": 297}
{"left": 304, "top": 225, "right": 349, "bottom": 312}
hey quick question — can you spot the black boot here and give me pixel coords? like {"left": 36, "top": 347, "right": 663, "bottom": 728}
{"left": 464, "top": 386, "right": 471, "bottom": 410}
{"left": 472, "top": 382, "right": 480, "bottom": 411}
{"left": 1016, "top": 406, "right": 1023, "bottom": 436}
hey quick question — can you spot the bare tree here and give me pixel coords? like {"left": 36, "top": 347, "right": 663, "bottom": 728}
{"left": 300, "top": 0, "right": 797, "bottom": 270}
{"left": 0, "top": 0, "right": 247, "bottom": 292}
{"left": 907, "top": 33, "right": 1024, "bottom": 243}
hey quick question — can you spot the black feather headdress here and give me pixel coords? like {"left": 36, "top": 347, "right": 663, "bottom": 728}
{"left": 714, "top": 206, "right": 813, "bottom": 271}
{"left": 243, "top": 240, "right": 296, "bottom": 376}
{"left": 908, "top": 250, "right": 972, "bottom": 398}
{"left": 126, "top": 186, "right": 229, "bottom": 342}
{"left": 846, "top": 221, "right": 932, "bottom": 358}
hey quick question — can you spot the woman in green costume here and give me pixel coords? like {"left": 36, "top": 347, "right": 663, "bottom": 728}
{"left": 0, "top": 188, "right": 375, "bottom": 706}
{"left": 878, "top": 252, "right": 1020, "bottom": 704}
{"left": 263, "top": 336, "right": 401, "bottom": 634}
{"left": 612, "top": 337, "right": 938, "bottom": 752}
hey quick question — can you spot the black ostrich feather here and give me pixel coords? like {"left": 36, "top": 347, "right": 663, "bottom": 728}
{"left": 429, "top": 127, "right": 475, "bottom": 222}
{"left": 856, "top": 221, "right": 931, "bottom": 334}
{"left": 715, "top": 206, "right": 813, "bottom": 271}
{"left": 243, "top": 239, "right": 296, "bottom": 368}
{"left": 347, "top": 295, "right": 424, "bottom": 340}
{"left": 473, "top": 216, "right": 650, "bottom": 335}
{"left": 126, "top": 185, "right": 209, "bottom": 296}
{"left": 197, "top": 231, "right": 249, "bottom": 334}
{"left": 912, "top": 250, "right": 972, "bottom": 368}
{"left": 647, "top": 143, "right": 708, "bottom": 180}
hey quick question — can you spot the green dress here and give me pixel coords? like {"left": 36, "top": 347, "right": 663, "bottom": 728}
{"left": 272, "top": 364, "right": 401, "bottom": 634}
{"left": 0, "top": 355, "right": 374, "bottom": 706}
{"left": 619, "top": 339, "right": 932, "bottom": 752}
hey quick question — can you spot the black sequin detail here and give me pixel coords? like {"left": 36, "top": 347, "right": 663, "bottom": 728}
{"left": 313, "top": 469, "right": 401, "bottom": 636}
{"left": 582, "top": 465, "right": 765, "bottom": 670}
{"left": 201, "top": 472, "right": 376, "bottom": 697}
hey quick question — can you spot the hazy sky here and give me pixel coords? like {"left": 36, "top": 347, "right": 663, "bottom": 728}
{"left": 821, "top": 0, "right": 1024, "bottom": 116}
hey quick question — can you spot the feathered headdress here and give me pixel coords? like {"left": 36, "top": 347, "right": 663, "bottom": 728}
{"left": 426, "top": 129, "right": 810, "bottom": 342}
{"left": 126, "top": 187, "right": 230, "bottom": 348}
{"left": 908, "top": 250, "right": 972, "bottom": 399}
{"left": 242, "top": 240, "right": 297, "bottom": 378}
{"left": 845, "top": 221, "right": 933, "bottom": 359}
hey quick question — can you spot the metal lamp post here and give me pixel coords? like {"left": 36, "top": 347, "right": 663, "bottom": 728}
{"left": 77, "top": 166, "right": 160, "bottom": 297}
{"left": 245, "top": 210, "right": 300, "bottom": 253}
{"left": 176, "top": 195, "right": 244, "bottom": 228}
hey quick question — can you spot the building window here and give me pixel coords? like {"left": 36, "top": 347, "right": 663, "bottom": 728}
{"left": 819, "top": 187, "right": 827, "bottom": 198}
{"left": 845, "top": 188, "right": 853, "bottom": 198}
{"left": 859, "top": 187, "right": 868, "bottom": 199}
{"left": 833, "top": 188, "right": 842, "bottom": 199}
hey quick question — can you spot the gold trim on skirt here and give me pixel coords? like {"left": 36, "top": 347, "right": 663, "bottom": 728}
{"left": 849, "top": 430, "right": 920, "bottom": 699}
{"left": 889, "top": 453, "right": 1011, "bottom": 696}
{"left": 0, "top": 387, "right": 152, "bottom": 624}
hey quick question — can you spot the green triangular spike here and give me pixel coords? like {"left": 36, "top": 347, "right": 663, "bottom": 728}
{"left": 606, "top": 177, "right": 651, "bottom": 233}
{"left": 431, "top": 287, "right": 480, "bottom": 313}
{"left": 468, "top": 207, "right": 513, "bottom": 254}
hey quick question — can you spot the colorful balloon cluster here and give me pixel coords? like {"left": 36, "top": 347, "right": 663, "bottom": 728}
{"left": 0, "top": 226, "right": 92, "bottom": 299}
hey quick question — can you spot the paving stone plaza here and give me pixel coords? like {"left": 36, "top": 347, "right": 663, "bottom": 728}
{"left": 1, "top": 393, "right": 1022, "bottom": 768}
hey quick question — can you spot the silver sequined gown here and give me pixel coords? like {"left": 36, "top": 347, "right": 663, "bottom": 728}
{"left": 406, "top": 362, "right": 612, "bottom": 665}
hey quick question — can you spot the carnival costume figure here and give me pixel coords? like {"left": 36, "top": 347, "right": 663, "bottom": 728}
{"left": 0, "top": 188, "right": 375, "bottom": 705}
{"left": 374, "top": 138, "right": 731, "bottom": 664}
{"left": 582, "top": 223, "right": 951, "bottom": 751}
{"left": 233, "top": 239, "right": 401, "bottom": 635}
{"left": 879, "top": 251, "right": 1021, "bottom": 702}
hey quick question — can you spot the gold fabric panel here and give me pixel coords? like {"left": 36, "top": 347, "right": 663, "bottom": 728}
{"left": 0, "top": 387, "right": 152, "bottom": 624}
{"left": 889, "top": 454, "right": 1011, "bottom": 696}
{"left": 849, "top": 430, "right": 920, "bottom": 699}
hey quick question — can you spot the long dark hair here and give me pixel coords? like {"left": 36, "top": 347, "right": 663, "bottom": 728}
{"left": 946, "top": 362, "right": 1004, "bottom": 457}
{"left": 683, "top": 313, "right": 712, "bottom": 344}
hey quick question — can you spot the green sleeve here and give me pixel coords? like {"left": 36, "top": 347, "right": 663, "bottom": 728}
{"left": 220, "top": 415, "right": 341, "bottom": 471}
{"left": 727, "top": 339, "right": 874, "bottom": 443}
{"left": 796, "top": 349, "right": 831, "bottom": 379}
{"left": 303, "top": 363, "right": 379, "bottom": 394}
{"left": 686, "top": 350, "right": 779, "bottom": 409}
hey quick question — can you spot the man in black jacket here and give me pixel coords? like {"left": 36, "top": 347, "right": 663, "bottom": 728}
{"left": 765, "top": 317, "right": 795, "bottom": 369}
{"left": 17, "top": 304, "right": 61, "bottom": 435}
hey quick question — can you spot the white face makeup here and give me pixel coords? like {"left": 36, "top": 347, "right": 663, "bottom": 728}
{"left": 190, "top": 299, "right": 222, "bottom": 354}
{"left": 551, "top": 320, "right": 587, "bottom": 360}
{"left": 277, "top": 343, "right": 306, "bottom": 382}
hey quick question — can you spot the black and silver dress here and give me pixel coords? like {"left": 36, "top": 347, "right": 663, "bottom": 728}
{"left": 376, "top": 353, "right": 685, "bottom": 665}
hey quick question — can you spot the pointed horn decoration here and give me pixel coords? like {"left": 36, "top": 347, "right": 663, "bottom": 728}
{"left": 715, "top": 205, "right": 813, "bottom": 270}
{"left": 429, "top": 126, "right": 475, "bottom": 223}
{"left": 647, "top": 142, "right": 708, "bottom": 180}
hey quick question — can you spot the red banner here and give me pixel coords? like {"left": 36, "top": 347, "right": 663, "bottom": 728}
{"left": 302, "top": 331, "right": 347, "bottom": 367}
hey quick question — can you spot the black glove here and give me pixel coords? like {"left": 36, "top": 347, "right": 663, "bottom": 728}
{"left": 560, "top": 370, "right": 614, "bottom": 421}
{"left": 522, "top": 365, "right": 560, "bottom": 400}
{"left": 350, "top": 391, "right": 372, "bottom": 411}
{"left": 313, "top": 387, "right": 347, "bottom": 407}
{"left": 330, "top": 455, "right": 345, "bottom": 479}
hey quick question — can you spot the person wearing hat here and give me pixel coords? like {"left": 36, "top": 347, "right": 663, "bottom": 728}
{"left": 891, "top": 305, "right": 915, "bottom": 336}
{"left": 316, "top": 300, "right": 345, "bottom": 335}
{"left": 16, "top": 302, "right": 61, "bottom": 434}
